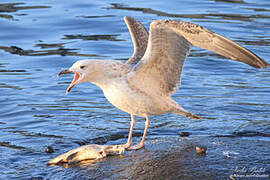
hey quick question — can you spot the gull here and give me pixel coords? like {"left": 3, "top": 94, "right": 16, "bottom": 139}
{"left": 58, "top": 16, "right": 269, "bottom": 150}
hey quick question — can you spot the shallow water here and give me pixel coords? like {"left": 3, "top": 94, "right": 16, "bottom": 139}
{"left": 0, "top": 0, "right": 270, "bottom": 179}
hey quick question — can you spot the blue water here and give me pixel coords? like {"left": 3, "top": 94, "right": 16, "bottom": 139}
{"left": 0, "top": 0, "right": 270, "bottom": 179}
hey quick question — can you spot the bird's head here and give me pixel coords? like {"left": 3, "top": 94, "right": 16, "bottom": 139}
{"left": 58, "top": 60, "right": 92, "bottom": 94}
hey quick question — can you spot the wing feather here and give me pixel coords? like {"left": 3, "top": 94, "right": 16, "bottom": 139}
{"left": 124, "top": 16, "right": 149, "bottom": 65}
{"left": 128, "top": 20, "right": 269, "bottom": 96}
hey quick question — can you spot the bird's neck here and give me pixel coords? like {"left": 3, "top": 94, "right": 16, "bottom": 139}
{"left": 87, "top": 60, "right": 129, "bottom": 89}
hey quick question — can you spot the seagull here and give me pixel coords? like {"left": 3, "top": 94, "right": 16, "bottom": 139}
{"left": 58, "top": 16, "right": 269, "bottom": 150}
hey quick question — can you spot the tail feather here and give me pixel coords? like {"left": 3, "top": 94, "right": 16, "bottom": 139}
{"left": 173, "top": 110, "right": 201, "bottom": 120}
{"left": 168, "top": 99, "right": 201, "bottom": 119}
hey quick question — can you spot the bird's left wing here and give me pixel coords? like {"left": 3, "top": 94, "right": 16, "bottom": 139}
{"left": 128, "top": 20, "right": 269, "bottom": 96}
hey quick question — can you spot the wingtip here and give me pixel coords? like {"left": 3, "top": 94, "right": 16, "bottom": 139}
{"left": 266, "top": 63, "right": 270, "bottom": 69}
{"left": 260, "top": 61, "right": 270, "bottom": 70}
{"left": 123, "top": 16, "right": 132, "bottom": 21}
{"left": 123, "top": 16, "right": 130, "bottom": 25}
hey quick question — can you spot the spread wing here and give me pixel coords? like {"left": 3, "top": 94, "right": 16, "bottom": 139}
{"left": 124, "top": 16, "right": 149, "bottom": 66}
{"left": 128, "top": 20, "right": 269, "bottom": 96}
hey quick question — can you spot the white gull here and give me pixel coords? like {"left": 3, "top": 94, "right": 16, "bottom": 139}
{"left": 58, "top": 16, "right": 269, "bottom": 150}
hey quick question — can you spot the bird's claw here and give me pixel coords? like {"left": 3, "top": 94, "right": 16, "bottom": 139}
{"left": 127, "top": 143, "right": 145, "bottom": 150}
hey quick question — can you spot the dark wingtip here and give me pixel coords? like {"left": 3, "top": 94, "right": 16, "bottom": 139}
{"left": 260, "top": 61, "right": 270, "bottom": 70}
{"left": 123, "top": 16, "right": 129, "bottom": 22}
{"left": 124, "top": 16, "right": 132, "bottom": 20}
{"left": 266, "top": 63, "right": 270, "bottom": 69}
{"left": 124, "top": 16, "right": 135, "bottom": 25}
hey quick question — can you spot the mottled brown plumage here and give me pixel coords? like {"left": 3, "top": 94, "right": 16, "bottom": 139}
{"left": 129, "top": 19, "right": 269, "bottom": 97}
{"left": 125, "top": 16, "right": 149, "bottom": 65}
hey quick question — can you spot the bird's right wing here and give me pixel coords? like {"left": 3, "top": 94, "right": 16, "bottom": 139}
{"left": 124, "top": 16, "right": 149, "bottom": 66}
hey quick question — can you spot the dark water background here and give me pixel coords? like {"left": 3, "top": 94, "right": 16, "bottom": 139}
{"left": 0, "top": 0, "right": 270, "bottom": 179}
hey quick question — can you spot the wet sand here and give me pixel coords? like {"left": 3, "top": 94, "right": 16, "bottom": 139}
{"left": 47, "top": 134, "right": 270, "bottom": 179}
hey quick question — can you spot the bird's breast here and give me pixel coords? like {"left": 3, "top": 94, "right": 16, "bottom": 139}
{"left": 100, "top": 78, "right": 172, "bottom": 116}
{"left": 101, "top": 78, "right": 148, "bottom": 115}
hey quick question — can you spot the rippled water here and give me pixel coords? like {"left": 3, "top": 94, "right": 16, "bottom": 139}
{"left": 0, "top": 0, "right": 270, "bottom": 179}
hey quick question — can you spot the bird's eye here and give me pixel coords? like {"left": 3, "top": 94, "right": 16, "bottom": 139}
{"left": 80, "top": 65, "right": 85, "bottom": 69}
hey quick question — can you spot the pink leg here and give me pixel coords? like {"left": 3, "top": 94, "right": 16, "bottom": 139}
{"left": 124, "top": 114, "right": 135, "bottom": 149}
{"left": 128, "top": 114, "right": 150, "bottom": 150}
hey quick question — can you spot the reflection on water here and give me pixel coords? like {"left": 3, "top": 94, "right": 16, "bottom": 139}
{"left": 0, "top": 45, "right": 100, "bottom": 57}
{"left": 0, "top": 2, "right": 50, "bottom": 20}
{"left": 63, "top": 34, "right": 123, "bottom": 41}
{"left": 214, "top": 0, "right": 246, "bottom": 4}
{"left": 108, "top": 3, "right": 270, "bottom": 22}
{"left": 0, "top": 0, "right": 269, "bottom": 179}
{"left": 76, "top": 15, "right": 115, "bottom": 19}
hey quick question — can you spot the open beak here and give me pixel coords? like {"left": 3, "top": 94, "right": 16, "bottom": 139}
{"left": 58, "top": 69, "right": 82, "bottom": 95}
{"left": 57, "top": 69, "right": 73, "bottom": 78}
